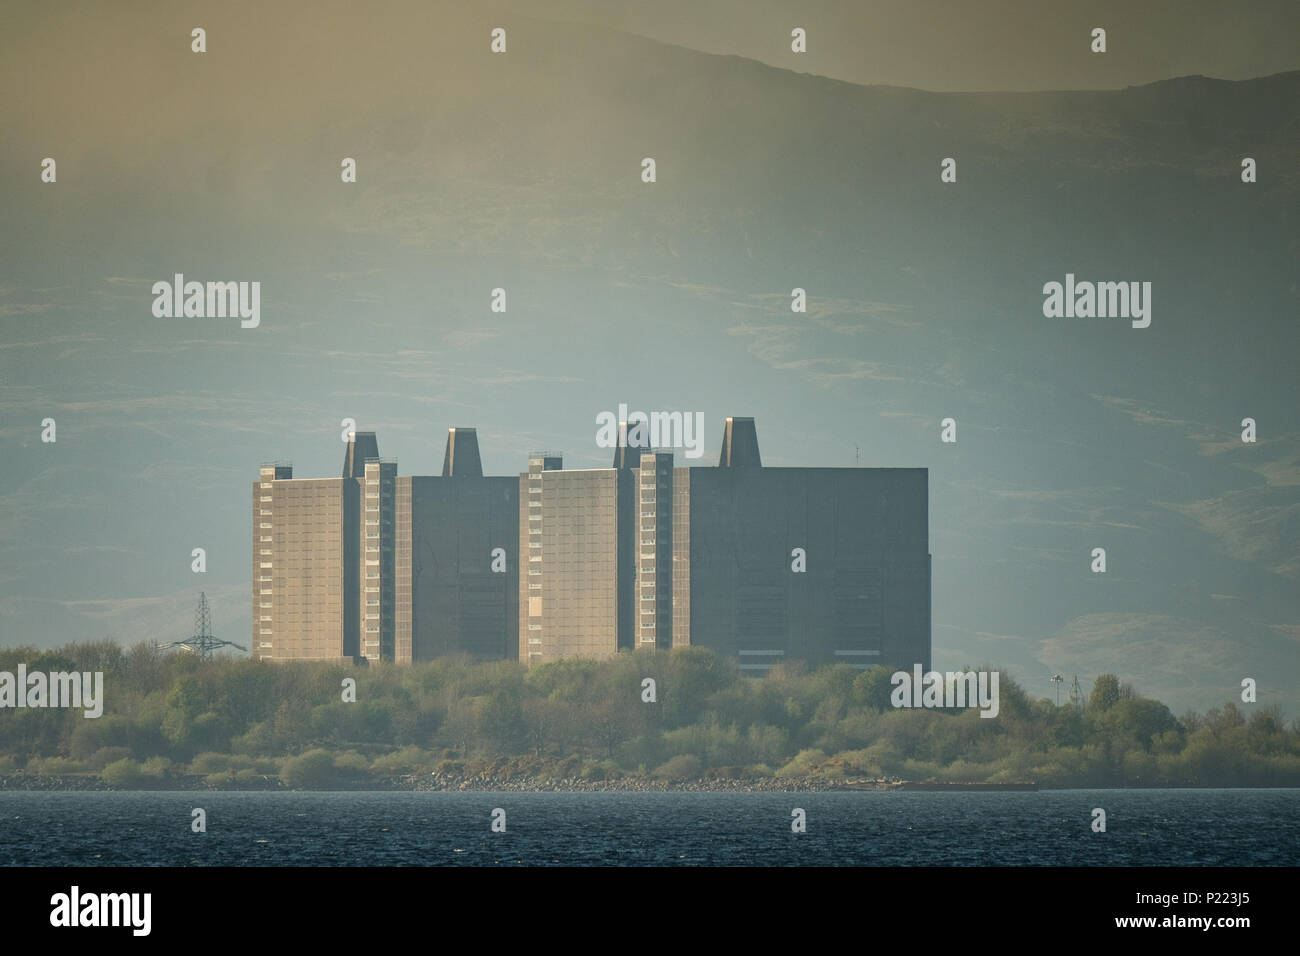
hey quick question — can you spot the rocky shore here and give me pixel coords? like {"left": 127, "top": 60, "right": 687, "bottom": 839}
{"left": 0, "top": 771, "right": 918, "bottom": 793}
{"left": 410, "top": 771, "right": 904, "bottom": 792}
{"left": 0, "top": 772, "right": 282, "bottom": 792}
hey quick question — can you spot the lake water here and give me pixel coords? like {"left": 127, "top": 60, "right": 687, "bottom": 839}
{"left": 1, "top": 789, "right": 1295, "bottom": 866}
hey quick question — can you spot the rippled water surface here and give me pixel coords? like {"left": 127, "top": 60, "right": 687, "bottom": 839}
{"left": 1, "top": 789, "right": 1295, "bottom": 866}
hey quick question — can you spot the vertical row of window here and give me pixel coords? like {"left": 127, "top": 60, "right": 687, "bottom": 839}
{"left": 258, "top": 489, "right": 272, "bottom": 643}
{"left": 526, "top": 475, "right": 544, "bottom": 658}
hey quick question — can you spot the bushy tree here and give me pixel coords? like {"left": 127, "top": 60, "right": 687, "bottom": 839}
{"left": 1089, "top": 674, "right": 1121, "bottom": 713}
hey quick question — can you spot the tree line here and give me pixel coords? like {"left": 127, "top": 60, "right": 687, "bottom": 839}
{"left": 1, "top": 641, "right": 1296, "bottom": 789}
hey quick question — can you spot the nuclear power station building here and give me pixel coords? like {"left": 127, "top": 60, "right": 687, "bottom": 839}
{"left": 252, "top": 419, "right": 931, "bottom": 673}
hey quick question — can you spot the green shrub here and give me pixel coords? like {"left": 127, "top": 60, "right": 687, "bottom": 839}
{"left": 280, "top": 749, "right": 338, "bottom": 789}
{"left": 279, "top": 749, "right": 372, "bottom": 789}
{"left": 651, "top": 754, "right": 703, "bottom": 781}
{"left": 775, "top": 748, "right": 829, "bottom": 778}
{"left": 101, "top": 757, "right": 144, "bottom": 788}
{"left": 141, "top": 756, "right": 173, "bottom": 778}
{"left": 89, "top": 746, "right": 132, "bottom": 770}
{"left": 189, "top": 752, "right": 252, "bottom": 775}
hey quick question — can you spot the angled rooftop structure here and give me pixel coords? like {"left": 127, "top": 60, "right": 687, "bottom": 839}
{"left": 341, "top": 431, "right": 380, "bottom": 478}
{"left": 442, "top": 427, "right": 484, "bottom": 477}
{"left": 718, "top": 416, "right": 762, "bottom": 467}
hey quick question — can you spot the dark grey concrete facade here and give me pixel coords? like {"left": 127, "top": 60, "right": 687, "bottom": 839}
{"left": 683, "top": 465, "right": 931, "bottom": 673}
{"left": 407, "top": 473, "right": 518, "bottom": 663}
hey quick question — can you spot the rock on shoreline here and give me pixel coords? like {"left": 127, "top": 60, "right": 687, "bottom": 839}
{"left": 0, "top": 771, "right": 913, "bottom": 793}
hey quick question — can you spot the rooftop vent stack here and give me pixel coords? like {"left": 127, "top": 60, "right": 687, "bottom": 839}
{"left": 342, "top": 431, "right": 380, "bottom": 477}
{"left": 442, "top": 427, "right": 484, "bottom": 477}
{"left": 718, "top": 417, "right": 761, "bottom": 468}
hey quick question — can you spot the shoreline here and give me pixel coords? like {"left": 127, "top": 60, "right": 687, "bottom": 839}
{"left": 6, "top": 773, "right": 1288, "bottom": 793}
{"left": 0, "top": 772, "right": 900, "bottom": 793}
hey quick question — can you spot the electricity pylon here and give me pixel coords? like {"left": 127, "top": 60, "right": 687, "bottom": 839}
{"left": 158, "top": 592, "right": 247, "bottom": 662}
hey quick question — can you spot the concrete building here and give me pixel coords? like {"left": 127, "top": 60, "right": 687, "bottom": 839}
{"left": 253, "top": 428, "right": 516, "bottom": 664}
{"left": 683, "top": 419, "right": 931, "bottom": 674}
{"left": 254, "top": 417, "right": 929, "bottom": 673}
{"left": 251, "top": 463, "right": 354, "bottom": 662}
{"left": 405, "top": 428, "right": 518, "bottom": 663}
{"left": 518, "top": 454, "right": 625, "bottom": 665}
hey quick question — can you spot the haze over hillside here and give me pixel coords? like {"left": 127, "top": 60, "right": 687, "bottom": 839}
{"left": 1, "top": 3, "right": 1296, "bottom": 717}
